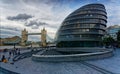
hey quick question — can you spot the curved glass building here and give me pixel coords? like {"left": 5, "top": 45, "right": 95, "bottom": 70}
{"left": 56, "top": 3, "right": 107, "bottom": 47}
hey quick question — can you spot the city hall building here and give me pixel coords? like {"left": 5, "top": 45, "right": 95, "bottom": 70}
{"left": 56, "top": 4, "right": 107, "bottom": 47}
{"left": 32, "top": 4, "right": 113, "bottom": 62}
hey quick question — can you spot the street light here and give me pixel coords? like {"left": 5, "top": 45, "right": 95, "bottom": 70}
{"left": 13, "top": 43, "right": 16, "bottom": 49}
{"left": 31, "top": 42, "right": 32, "bottom": 48}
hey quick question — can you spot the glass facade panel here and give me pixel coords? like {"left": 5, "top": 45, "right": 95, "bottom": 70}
{"left": 66, "top": 14, "right": 107, "bottom": 21}
{"left": 69, "top": 10, "right": 107, "bottom": 17}
{"left": 56, "top": 4, "right": 107, "bottom": 47}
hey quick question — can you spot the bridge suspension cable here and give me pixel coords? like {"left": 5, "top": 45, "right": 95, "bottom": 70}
{"left": 46, "top": 34, "right": 54, "bottom": 42}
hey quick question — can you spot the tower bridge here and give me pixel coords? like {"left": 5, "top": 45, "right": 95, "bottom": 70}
{"left": 21, "top": 28, "right": 47, "bottom": 47}
{"left": 27, "top": 33, "right": 41, "bottom": 35}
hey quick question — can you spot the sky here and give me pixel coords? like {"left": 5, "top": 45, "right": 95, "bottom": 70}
{"left": 0, "top": 0, "right": 120, "bottom": 41}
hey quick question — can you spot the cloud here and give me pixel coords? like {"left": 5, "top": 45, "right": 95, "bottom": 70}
{"left": 7, "top": 13, "right": 33, "bottom": 21}
{"left": 105, "top": 1, "right": 120, "bottom": 26}
{"left": 0, "top": 26, "right": 21, "bottom": 31}
{"left": 1, "top": 0, "right": 120, "bottom": 41}
{"left": 25, "top": 19, "right": 49, "bottom": 29}
{"left": 0, "top": 27, "right": 21, "bottom": 38}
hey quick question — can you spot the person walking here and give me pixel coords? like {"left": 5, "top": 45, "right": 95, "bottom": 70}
{"left": 18, "top": 49, "right": 20, "bottom": 55}
{"left": 1, "top": 55, "right": 5, "bottom": 62}
{"left": 9, "top": 51, "right": 12, "bottom": 56}
{"left": 1, "top": 55, "right": 7, "bottom": 63}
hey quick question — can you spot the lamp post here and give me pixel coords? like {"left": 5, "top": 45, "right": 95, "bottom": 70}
{"left": 31, "top": 42, "right": 32, "bottom": 48}
{"left": 13, "top": 43, "right": 16, "bottom": 49}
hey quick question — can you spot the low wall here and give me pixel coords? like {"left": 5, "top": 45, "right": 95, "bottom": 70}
{"left": 32, "top": 49, "right": 113, "bottom": 62}
{"left": 56, "top": 47, "right": 107, "bottom": 52}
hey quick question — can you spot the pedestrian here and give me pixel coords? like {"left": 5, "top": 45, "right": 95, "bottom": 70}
{"left": 8, "top": 56, "right": 10, "bottom": 61}
{"left": 9, "top": 51, "right": 12, "bottom": 56}
{"left": 113, "top": 46, "right": 116, "bottom": 51}
{"left": 1, "top": 55, "right": 5, "bottom": 62}
{"left": 14, "top": 48, "right": 17, "bottom": 55}
{"left": 18, "top": 50, "right": 20, "bottom": 55}
{"left": 12, "top": 50, "right": 14, "bottom": 56}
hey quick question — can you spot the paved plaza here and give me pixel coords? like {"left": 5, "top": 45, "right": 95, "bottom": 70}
{"left": 0, "top": 47, "right": 120, "bottom": 74}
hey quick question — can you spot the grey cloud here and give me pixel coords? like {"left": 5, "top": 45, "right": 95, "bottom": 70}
{"left": 25, "top": 20, "right": 49, "bottom": 29}
{"left": 1, "top": 0, "right": 19, "bottom": 4}
{"left": 1, "top": 30, "right": 18, "bottom": 35}
{"left": 48, "top": 25, "right": 58, "bottom": 28}
{"left": 1, "top": 26, "right": 21, "bottom": 31}
{"left": 23, "top": 0, "right": 61, "bottom": 5}
{"left": 7, "top": 13, "right": 33, "bottom": 21}
{"left": 0, "top": 28, "right": 21, "bottom": 38}
{"left": 0, "top": 26, "right": 21, "bottom": 38}
{"left": 40, "top": 17, "right": 52, "bottom": 21}
{"left": 21, "top": 0, "right": 72, "bottom": 8}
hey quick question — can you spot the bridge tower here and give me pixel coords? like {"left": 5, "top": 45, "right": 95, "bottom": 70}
{"left": 41, "top": 28, "right": 47, "bottom": 47}
{"left": 21, "top": 28, "right": 28, "bottom": 46}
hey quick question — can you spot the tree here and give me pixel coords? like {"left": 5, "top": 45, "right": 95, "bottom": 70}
{"left": 117, "top": 30, "right": 120, "bottom": 47}
{"left": 102, "top": 36, "right": 115, "bottom": 46}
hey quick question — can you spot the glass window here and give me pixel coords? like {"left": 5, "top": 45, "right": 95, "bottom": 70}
{"left": 86, "top": 29, "right": 89, "bottom": 31}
